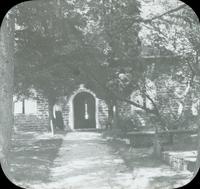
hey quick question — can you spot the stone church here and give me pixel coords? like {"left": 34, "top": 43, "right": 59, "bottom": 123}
{"left": 14, "top": 46, "right": 198, "bottom": 132}
{"left": 14, "top": 84, "right": 109, "bottom": 132}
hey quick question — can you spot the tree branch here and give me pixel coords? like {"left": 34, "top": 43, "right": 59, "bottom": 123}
{"left": 144, "top": 4, "right": 187, "bottom": 23}
{"left": 79, "top": 64, "right": 156, "bottom": 114}
{"left": 126, "top": 4, "right": 187, "bottom": 30}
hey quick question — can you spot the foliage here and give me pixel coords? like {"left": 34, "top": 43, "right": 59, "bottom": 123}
{"left": 14, "top": 0, "right": 89, "bottom": 100}
{"left": 14, "top": 0, "right": 200, "bottom": 131}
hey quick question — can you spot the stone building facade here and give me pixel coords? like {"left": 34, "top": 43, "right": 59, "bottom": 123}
{"left": 14, "top": 84, "right": 109, "bottom": 132}
{"left": 14, "top": 78, "right": 199, "bottom": 133}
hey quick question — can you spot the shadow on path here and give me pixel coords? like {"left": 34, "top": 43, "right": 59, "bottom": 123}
{"left": 7, "top": 131, "right": 66, "bottom": 185}
{"left": 7, "top": 131, "right": 193, "bottom": 189}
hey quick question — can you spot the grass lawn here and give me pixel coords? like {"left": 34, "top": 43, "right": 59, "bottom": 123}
{"left": 6, "top": 131, "right": 65, "bottom": 185}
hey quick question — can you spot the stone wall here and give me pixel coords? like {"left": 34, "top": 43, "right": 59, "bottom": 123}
{"left": 14, "top": 114, "right": 48, "bottom": 132}
{"left": 98, "top": 99, "right": 108, "bottom": 129}
{"left": 118, "top": 101, "right": 132, "bottom": 118}
{"left": 36, "top": 94, "right": 49, "bottom": 120}
{"left": 162, "top": 151, "right": 197, "bottom": 172}
{"left": 62, "top": 97, "right": 70, "bottom": 130}
{"left": 14, "top": 89, "right": 109, "bottom": 131}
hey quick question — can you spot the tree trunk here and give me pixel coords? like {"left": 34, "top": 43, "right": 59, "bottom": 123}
{"left": 152, "top": 112, "right": 168, "bottom": 157}
{"left": 193, "top": 124, "right": 200, "bottom": 177}
{"left": 107, "top": 100, "right": 114, "bottom": 129}
{"left": 153, "top": 126, "right": 162, "bottom": 158}
{"left": 0, "top": 12, "right": 15, "bottom": 177}
{"left": 22, "top": 98, "right": 25, "bottom": 114}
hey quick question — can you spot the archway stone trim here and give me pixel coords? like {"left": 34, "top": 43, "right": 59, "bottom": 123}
{"left": 68, "top": 84, "right": 99, "bottom": 130}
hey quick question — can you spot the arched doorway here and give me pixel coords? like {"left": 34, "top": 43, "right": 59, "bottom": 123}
{"left": 73, "top": 92, "right": 96, "bottom": 129}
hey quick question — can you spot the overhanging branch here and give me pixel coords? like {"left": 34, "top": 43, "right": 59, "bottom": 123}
{"left": 144, "top": 4, "right": 187, "bottom": 23}
{"left": 126, "top": 4, "right": 187, "bottom": 30}
{"left": 79, "top": 64, "right": 157, "bottom": 114}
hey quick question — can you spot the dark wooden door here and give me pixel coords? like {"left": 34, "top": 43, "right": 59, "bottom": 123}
{"left": 73, "top": 92, "right": 96, "bottom": 129}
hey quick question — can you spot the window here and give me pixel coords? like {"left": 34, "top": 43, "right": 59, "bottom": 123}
{"left": 24, "top": 99, "right": 37, "bottom": 114}
{"left": 13, "top": 97, "right": 37, "bottom": 114}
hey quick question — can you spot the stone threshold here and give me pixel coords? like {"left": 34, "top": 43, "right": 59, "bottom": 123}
{"left": 73, "top": 128, "right": 102, "bottom": 132}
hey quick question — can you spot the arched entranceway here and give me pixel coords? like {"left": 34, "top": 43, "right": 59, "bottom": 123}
{"left": 73, "top": 92, "right": 96, "bottom": 129}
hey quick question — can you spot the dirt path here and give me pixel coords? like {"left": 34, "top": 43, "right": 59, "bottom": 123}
{"left": 19, "top": 132, "right": 192, "bottom": 189}
{"left": 50, "top": 132, "right": 136, "bottom": 189}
